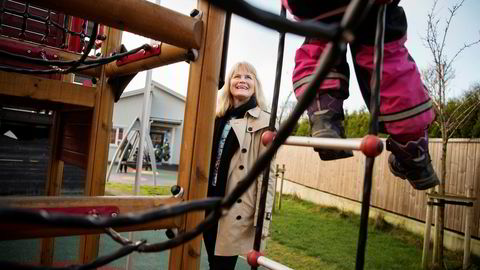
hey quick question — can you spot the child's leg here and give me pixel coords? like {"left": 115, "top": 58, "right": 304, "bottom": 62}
{"left": 293, "top": 39, "right": 353, "bottom": 161}
{"left": 351, "top": 4, "right": 439, "bottom": 190}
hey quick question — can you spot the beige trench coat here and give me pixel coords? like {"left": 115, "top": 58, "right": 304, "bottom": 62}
{"left": 214, "top": 106, "right": 276, "bottom": 257}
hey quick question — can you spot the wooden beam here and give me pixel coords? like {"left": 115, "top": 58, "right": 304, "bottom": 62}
{"left": 27, "top": 0, "right": 203, "bottom": 50}
{"left": 0, "top": 71, "right": 96, "bottom": 107}
{"left": 427, "top": 192, "right": 476, "bottom": 203}
{"left": 105, "top": 43, "right": 191, "bottom": 78}
{"left": 0, "top": 196, "right": 183, "bottom": 240}
{"left": 41, "top": 110, "right": 65, "bottom": 266}
{"left": 81, "top": 26, "right": 122, "bottom": 265}
{"left": 168, "top": 1, "right": 225, "bottom": 269}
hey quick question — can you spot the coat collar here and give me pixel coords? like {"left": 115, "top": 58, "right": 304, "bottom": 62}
{"left": 245, "top": 106, "right": 261, "bottom": 118}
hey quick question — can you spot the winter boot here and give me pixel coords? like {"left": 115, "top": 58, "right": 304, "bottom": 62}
{"left": 308, "top": 93, "right": 353, "bottom": 161}
{"left": 386, "top": 135, "right": 440, "bottom": 190}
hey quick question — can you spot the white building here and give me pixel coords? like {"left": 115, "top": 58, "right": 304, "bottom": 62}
{"left": 108, "top": 81, "right": 185, "bottom": 168}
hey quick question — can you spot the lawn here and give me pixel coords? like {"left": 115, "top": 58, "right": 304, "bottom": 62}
{"left": 265, "top": 195, "right": 479, "bottom": 270}
{"left": 104, "top": 183, "right": 479, "bottom": 269}
{"left": 105, "top": 182, "right": 171, "bottom": 196}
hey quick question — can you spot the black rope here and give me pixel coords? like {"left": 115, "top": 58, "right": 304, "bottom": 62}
{"left": 0, "top": 44, "right": 153, "bottom": 74}
{"left": 210, "top": 0, "right": 338, "bottom": 41}
{"left": 0, "top": 197, "right": 221, "bottom": 228}
{"left": 251, "top": 7, "right": 286, "bottom": 269}
{"left": 62, "top": 22, "right": 98, "bottom": 73}
{"left": 0, "top": 43, "right": 149, "bottom": 66}
{"left": 355, "top": 4, "right": 386, "bottom": 270}
{"left": 218, "top": 11, "right": 231, "bottom": 89}
{"left": 1, "top": 2, "right": 89, "bottom": 48}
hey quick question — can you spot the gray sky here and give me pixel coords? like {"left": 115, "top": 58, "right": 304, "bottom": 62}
{"left": 122, "top": 0, "right": 480, "bottom": 112}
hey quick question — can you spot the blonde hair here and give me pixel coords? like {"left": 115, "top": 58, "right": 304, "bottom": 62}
{"left": 216, "top": 61, "right": 268, "bottom": 117}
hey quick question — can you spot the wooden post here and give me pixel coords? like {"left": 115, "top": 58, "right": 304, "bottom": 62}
{"left": 41, "top": 113, "right": 62, "bottom": 266}
{"left": 279, "top": 164, "right": 285, "bottom": 211}
{"left": 422, "top": 196, "right": 433, "bottom": 269}
{"left": 463, "top": 188, "right": 473, "bottom": 270}
{"left": 80, "top": 26, "right": 123, "bottom": 264}
{"left": 432, "top": 196, "right": 440, "bottom": 266}
{"left": 273, "top": 164, "right": 279, "bottom": 213}
{"left": 168, "top": 1, "right": 225, "bottom": 269}
{"left": 40, "top": 71, "right": 73, "bottom": 266}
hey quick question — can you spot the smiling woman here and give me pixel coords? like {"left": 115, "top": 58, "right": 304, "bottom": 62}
{"left": 230, "top": 70, "right": 255, "bottom": 107}
{"left": 203, "top": 61, "right": 276, "bottom": 270}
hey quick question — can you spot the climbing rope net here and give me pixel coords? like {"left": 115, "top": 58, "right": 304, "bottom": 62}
{"left": 0, "top": 0, "right": 159, "bottom": 75}
{"left": 0, "top": 0, "right": 387, "bottom": 269}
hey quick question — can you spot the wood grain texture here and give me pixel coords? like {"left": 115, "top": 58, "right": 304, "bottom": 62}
{"left": 0, "top": 71, "right": 96, "bottom": 107}
{"left": 27, "top": 0, "right": 203, "bottom": 49}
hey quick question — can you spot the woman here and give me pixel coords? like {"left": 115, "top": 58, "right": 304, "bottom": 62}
{"left": 203, "top": 62, "right": 276, "bottom": 269}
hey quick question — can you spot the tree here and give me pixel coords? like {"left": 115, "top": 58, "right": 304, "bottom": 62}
{"left": 294, "top": 118, "right": 311, "bottom": 136}
{"left": 277, "top": 91, "right": 295, "bottom": 125}
{"left": 344, "top": 107, "right": 370, "bottom": 138}
{"left": 422, "top": 0, "right": 480, "bottom": 266}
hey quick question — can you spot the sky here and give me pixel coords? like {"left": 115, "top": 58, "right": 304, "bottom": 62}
{"left": 121, "top": 0, "right": 480, "bottom": 112}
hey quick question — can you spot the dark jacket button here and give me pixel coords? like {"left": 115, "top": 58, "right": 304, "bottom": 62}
{"left": 236, "top": 215, "right": 242, "bottom": 220}
{"left": 237, "top": 199, "right": 242, "bottom": 203}
{"left": 241, "top": 148, "right": 247, "bottom": 153}
{"left": 248, "top": 127, "right": 253, "bottom": 131}
{"left": 239, "top": 165, "right": 244, "bottom": 170}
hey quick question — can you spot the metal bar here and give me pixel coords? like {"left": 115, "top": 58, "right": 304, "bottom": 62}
{"left": 257, "top": 256, "right": 294, "bottom": 270}
{"left": 285, "top": 136, "right": 362, "bottom": 151}
{"left": 356, "top": 4, "right": 386, "bottom": 270}
{"left": 218, "top": 11, "right": 231, "bottom": 89}
{"left": 252, "top": 6, "right": 286, "bottom": 263}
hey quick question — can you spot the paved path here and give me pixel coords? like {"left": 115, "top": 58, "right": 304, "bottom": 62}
{"left": 108, "top": 166, "right": 178, "bottom": 187}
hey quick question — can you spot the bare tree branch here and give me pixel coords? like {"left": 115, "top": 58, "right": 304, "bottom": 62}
{"left": 438, "top": 0, "right": 466, "bottom": 58}
{"left": 447, "top": 101, "right": 479, "bottom": 139}
{"left": 447, "top": 39, "right": 480, "bottom": 67}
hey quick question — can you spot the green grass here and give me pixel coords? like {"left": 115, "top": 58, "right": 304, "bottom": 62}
{"left": 266, "top": 195, "right": 480, "bottom": 270}
{"left": 105, "top": 182, "right": 171, "bottom": 196}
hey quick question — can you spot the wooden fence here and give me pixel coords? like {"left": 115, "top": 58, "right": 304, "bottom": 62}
{"left": 275, "top": 138, "right": 480, "bottom": 238}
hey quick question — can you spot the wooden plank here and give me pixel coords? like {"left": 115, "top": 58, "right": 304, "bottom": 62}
{"left": 63, "top": 110, "right": 94, "bottom": 124}
{"left": 0, "top": 196, "right": 183, "bottom": 240}
{"left": 27, "top": 0, "right": 203, "bottom": 50}
{"left": 62, "top": 136, "right": 90, "bottom": 153}
{"left": 63, "top": 124, "right": 91, "bottom": 137}
{"left": 80, "top": 26, "right": 122, "bottom": 264}
{"left": 59, "top": 149, "right": 88, "bottom": 169}
{"left": 42, "top": 111, "right": 65, "bottom": 266}
{"left": 0, "top": 71, "right": 96, "bottom": 107}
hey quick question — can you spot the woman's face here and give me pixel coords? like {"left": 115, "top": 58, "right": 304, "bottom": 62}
{"left": 230, "top": 69, "right": 255, "bottom": 106}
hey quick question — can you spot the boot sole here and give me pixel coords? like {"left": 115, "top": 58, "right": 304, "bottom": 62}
{"left": 388, "top": 158, "right": 440, "bottom": 190}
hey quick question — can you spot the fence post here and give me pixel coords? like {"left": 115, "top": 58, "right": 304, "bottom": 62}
{"left": 273, "top": 164, "right": 279, "bottom": 213}
{"left": 422, "top": 195, "right": 433, "bottom": 269}
{"left": 278, "top": 164, "right": 285, "bottom": 211}
{"left": 463, "top": 188, "right": 474, "bottom": 270}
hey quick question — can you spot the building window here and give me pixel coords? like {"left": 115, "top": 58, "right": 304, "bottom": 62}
{"left": 110, "top": 127, "right": 124, "bottom": 145}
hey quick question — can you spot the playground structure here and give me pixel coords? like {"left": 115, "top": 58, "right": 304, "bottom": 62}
{"left": 0, "top": 0, "right": 220, "bottom": 268}
{"left": 0, "top": 0, "right": 445, "bottom": 269}
{"left": 106, "top": 117, "right": 159, "bottom": 185}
